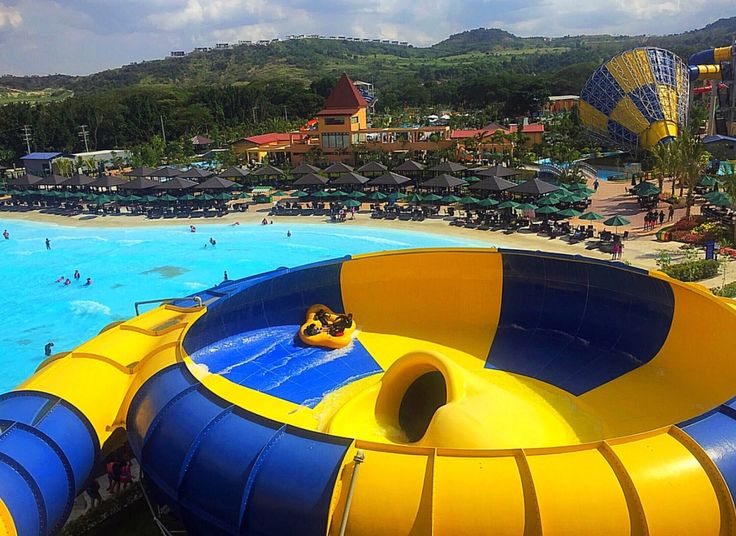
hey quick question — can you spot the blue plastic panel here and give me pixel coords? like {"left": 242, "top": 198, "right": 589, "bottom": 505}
{"left": 680, "top": 405, "right": 736, "bottom": 499}
{"left": 190, "top": 326, "right": 381, "bottom": 407}
{"left": 242, "top": 426, "right": 351, "bottom": 535}
{"left": 0, "top": 457, "right": 41, "bottom": 536}
{"left": 487, "top": 252, "right": 674, "bottom": 395}
{"left": 630, "top": 84, "right": 664, "bottom": 123}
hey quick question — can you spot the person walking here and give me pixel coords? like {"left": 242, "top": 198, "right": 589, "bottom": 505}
{"left": 223, "top": 270, "right": 228, "bottom": 281}
{"left": 658, "top": 210, "right": 665, "bottom": 225}
{"left": 45, "top": 238, "right": 51, "bottom": 250}
{"left": 668, "top": 204, "right": 675, "bottom": 221}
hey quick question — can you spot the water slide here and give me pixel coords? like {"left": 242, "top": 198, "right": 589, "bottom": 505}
{"left": 688, "top": 45, "right": 733, "bottom": 81}
{"left": 2, "top": 249, "right": 736, "bottom": 535}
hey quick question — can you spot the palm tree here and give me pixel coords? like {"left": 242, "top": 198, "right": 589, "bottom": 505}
{"left": 650, "top": 142, "right": 671, "bottom": 193}
{"left": 674, "top": 132, "right": 711, "bottom": 218}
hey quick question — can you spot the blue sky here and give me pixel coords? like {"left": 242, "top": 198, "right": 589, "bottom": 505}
{"left": 0, "top": 0, "right": 733, "bottom": 75}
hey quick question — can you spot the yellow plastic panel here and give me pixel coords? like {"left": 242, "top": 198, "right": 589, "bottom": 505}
{"left": 527, "top": 447, "right": 630, "bottom": 535}
{"left": 607, "top": 53, "right": 639, "bottom": 93}
{"left": 579, "top": 101, "right": 609, "bottom": 133}
{"left": 341, "top": 250, "right": 502, "bottom": 360}
{"left": 610, "top": 433, "right": 721, "bottom": 535}
{"left": 714, "top": 46, "right": 733, "bottom": 63}
{"left": 336, "top": 442, "right": 434, "bottom": 536}
{"left": 657, "top": 85, "right": 678, "bottom": 123}
{"left": 635, "top": 49, "right": 655, "bottom": 85}
{"left": 610, "top": 97, "right": 649, "bottom": 134}
{"left": 0, "top": 498, "right": 16, "bottom": 536}
{"left": 434, "top": 452, "right": 526, "bottom": 535}
{"left": 581, "top": 279, "right": 736, "bottom": 437}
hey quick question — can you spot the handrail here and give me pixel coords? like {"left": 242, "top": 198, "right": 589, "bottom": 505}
{"left": 134, "top": 296, "right": 203, "bottom": 316}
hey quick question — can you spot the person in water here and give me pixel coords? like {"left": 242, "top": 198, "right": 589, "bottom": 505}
{"left": 84, "top": 278, "right": 93, "bottom": 286}
{"left": 64, "top": 279, "right": 71, "bottom": 286}
{"left": 55, "top": 275, "right": 65, "bottom": 283}
{"left": 209, "top": 237, "right": 216, "bottom": 246}
{"left": 223, "top": 270, "right": 228, "bottom": 281}
{"left": 287, "top": 230, "right": 292, "bottom": 238}
{"left": 73, "top": 270, "right": 80, "bottom": 280}
{"left": 45, "top": 238, "right": 51, "bottom": 250}
{"left": 190, "top": 225, "right": 197, "bottom": 233}
{"left": 261, "top": 218, "right": 268, "bottom": 225}
{"left": 44, "top": 342, "right": 54, "bottom": 357}
{"left": 2, "top": 230, "right": 8, "bottom": 240}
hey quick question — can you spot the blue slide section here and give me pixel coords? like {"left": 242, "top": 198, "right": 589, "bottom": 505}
{"left": 680, "top": 398, "right": 736, "bottom": 502}
{"left": 487, "top": 251, "right": 675, "bottom": 395}
{"left": 127, "top": 363, "right": 352, "bottom": 535}
{"left": 0, "top": 391, "right": 99, "bottom": 536}
{"left": 183, "top": 257, "right": 382, "bottom": 408}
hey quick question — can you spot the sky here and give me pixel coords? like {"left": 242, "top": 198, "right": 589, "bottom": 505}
{"left": 0, "top": 0, "right": 733, "bottom": 76}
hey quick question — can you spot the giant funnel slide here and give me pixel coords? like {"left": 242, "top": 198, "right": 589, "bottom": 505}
{"left": 1, "top": 249, "right": 736, "bottom": 534}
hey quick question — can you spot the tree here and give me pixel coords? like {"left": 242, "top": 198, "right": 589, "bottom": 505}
{"left": 673, "top": 132, "right": 710, "bottom": 218}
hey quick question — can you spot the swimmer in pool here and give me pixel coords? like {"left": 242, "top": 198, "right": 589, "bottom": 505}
{"left": 84, "top": 278, "right": 93, "bottom": 286}
{"left": 56, "top": 275, "right": 65, "bottom": 283}
{"left": 64, "top": 279, "right": 71, "bottom": 286}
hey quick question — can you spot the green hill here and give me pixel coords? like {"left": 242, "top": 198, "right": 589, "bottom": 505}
{"left": 0, "top": 16, "right": 733, "bottom": 96}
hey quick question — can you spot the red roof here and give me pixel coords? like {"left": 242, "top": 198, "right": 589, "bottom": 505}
{"left": 319, "top": 73, "right": 367, "bottom": 114}
{"left": 451, "top": 130, "right": 485, "bottom": 139}
{"left": 241, "top": 133, "right": 291, "bottom": 145}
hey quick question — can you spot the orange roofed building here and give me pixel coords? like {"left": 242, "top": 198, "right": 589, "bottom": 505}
{"left": 233, "top": 74, "right": 542, "bottom": 164}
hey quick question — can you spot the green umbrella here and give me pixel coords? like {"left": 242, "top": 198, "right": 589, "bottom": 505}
{"left": 348, "top": 191, "right": 367, "bottom": 198}
{"left": 7, "top": 190, "right": 21, "bottom": 196}
{"left": 497, "top": 200, "right": 519, "bottom": 209}
{"left": 603, "top": 215, "right": 631, "bottom": 227}
{"left": 198, "top": 193, "right": 215, "bottom": 201}
{"left": 271, "top": 190, "right": 287, "bottom": 196}
{"left": 704, "top": 191, "right": 733, "bottom": 207}
{"left": 213, "top": 192, "right": 233, "bottom": 201}
{"left": 311, "top": 190, "right": 330, "bottom": 198}
{"left": 367, "top": 191, "right": 388, "bottom": 201}
{"left": 389, "top": 192, "right": 408, "bottom": 201}
{"left": 159, "top": 194, "right": 178, "bottom": 202}
{"left": 478, "top": 198, "right": 499, "bottom": 207}
{"left": 423, "top": 193, "right": 443, "bottom": 202}
{"left": 127, "top": 194, "right": 144, "bottom": 203}
{"left": 579, "top": 211, "right": 606, "bottom": 221}
{"left": 94, "top": 194, "right": 113, "bottom": 204}
{"left": 568, "top": 183, "right": 593, "bottom": 194}
{"left": 179, "top": 193, "right": 197, "bottom": 201}
{"left": 343, "top": 199, "right": 361, "bottom": 208}
{"left": 141, "top": 195, "right": 159, "bottom": 203}
{"left": 330, "top": 190, "right": 350, "bottom": 197}
{"left": 408, "top": 193, "right": 424, "bottom": 203}
{"left": 459, "top": 196, "right": 480, "bottom": 205}
{"left": 557, "top": 194, "right": 584, "bottom": 204}
{"left": 634, "top": 182, "right": 661, "bottom": 196}
{"left": 557, "top": 208, "right": 582, "bottom": 218}
{"left": 537, "top": 195, "right": 559, "bottom": 206}
{"left": 237, "top": 191, "right": 251, "bottom": 199}
{"left": 698, "top": 175, "right": 719, "bottom": 187}
{"left": 516, "top": 203, "right": 538, "bottom": 211}
{"left": 464, "top": 175, "right": 482, "bottom": 183}
{"left": 291, "top": 190, "right": 310, "bottom": 198}
{"left": 535, "top": 205, "right": 560, "bottom": 215}
{"left": 441, "top": 195, "right": 462, "bottom": 204}
{"left": 58, "top": 191, "right": 78, "bottom": 199}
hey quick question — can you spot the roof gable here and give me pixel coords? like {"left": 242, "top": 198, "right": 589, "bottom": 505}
{"left": 321, "top": 73, "right": 367, "bottom": 112}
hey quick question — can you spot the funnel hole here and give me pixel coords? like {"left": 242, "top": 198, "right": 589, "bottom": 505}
{"left": 398, "top": 371, "right": 447, "bottom": 442}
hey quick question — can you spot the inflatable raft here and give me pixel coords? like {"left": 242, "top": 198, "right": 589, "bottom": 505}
{"left": 2, "top": 248, "right": 736, "bottom": 535}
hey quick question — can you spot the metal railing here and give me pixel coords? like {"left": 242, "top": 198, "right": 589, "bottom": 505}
{"left": 134, "top": 296, "right": 203, "bottom": 316}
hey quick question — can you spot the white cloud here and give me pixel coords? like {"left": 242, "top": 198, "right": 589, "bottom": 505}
{"left": 0, "top": 2, "right": 22, "bottom": 28}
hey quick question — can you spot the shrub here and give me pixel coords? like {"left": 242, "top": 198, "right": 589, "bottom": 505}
{"left": 662, "top": 259, "right": 720, "bottom": 282}
{"left": 672, "top": 216, "right": 705, "bottom": 232}
{"left": 712, "top": 282, "right": 736, "bottom": 298}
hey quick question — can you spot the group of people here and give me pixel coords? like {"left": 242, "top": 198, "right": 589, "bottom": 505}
{"left": 55, "top": 270, "right": 92, "bottom": 287}
{"left": 303, "top": 309, "right": 354, "bottom": 338}
{"left": 261, "top": 218, "right": 274, "bottom": 225}
{"left": 643, "top": 205, "right": 675, "bottom": 231}
{"left": 83, "top": 458, "right": 134, "bottom": 511}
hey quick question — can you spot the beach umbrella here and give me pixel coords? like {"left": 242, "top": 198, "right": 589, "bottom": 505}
{"left": 580, "top": 211, "right": 606, "bottom": 221}
{"left": 429, "top": 161, "right": 466, "bottom": 174}
{"left": 311, "top": 190, "right": 330, "bottom": 198}
{"left": 469, "top": 176, "right": 517, "bottom": 192}
{"left": 331, "top": 172, "right": 370, "bottom": 186}
{"left": 62, "top": 174, "right": 95, "bottom": 187}
{"left": 271, "top": 190, "right": 287, "bottom": 197}
{"left": 292, "top": 173, "right": 328, "bottom": 187}
{"left": 155, "top": 177, "right": 198, "bottom": 190}
{"left": 8, "top": 174, "right": 43, "bottom": 187}
{"left": 498, "top": 200, "right": 519, "bottom": 209}
{"left": 7, "top": 189, "right": 22, "bottom": 196}
{"left": 423, "top": 193, "right": 443, "bottom": 202}
{"left": 198, "top": 193, "right": 215, "bottom": 201}
{"left": 93, "top": 194, "right": 113, "bottom": 204}
{"left": 634, "top": 182, "right": 661, "bottom": 197}
{"left": 158, "top": 194, "right": 178, "bottom": 202}
{"left": 89, "top": 175, "right": 126, "bottom": 189}
{"left": 477, "top": 165, "right": 521, "bottom": 178}
{"left": 408, "top": 193, "right": 424, "bottom": 203}
{"left": 120, "top": 177, "right": 158, "bottom": 190}
{"left": 219, "top": 166, "right": 249, "bottom": 179}
{"left": 704, "top": 191, "right": 733, "bottom": 207}
{"left": 478, "top": 197, "right": 499, "bottom": 207}
{"left": 603, "top": 215, "right": 631, "bottom": 228}
{"left": 420, "top": 174, "right": 467, "bottom": 189}
{"left": 536, "top": 195, "right": 559, "bottom": 206}
{"left": 463, "top": 175, "right": 482, "bottom": 183}
{"left": 58, "top": 191, "right": 79, "bottom": 199}
{"left": 459, "top": 196, "right": 480, "bottom": 205}
{"left": 557, "top": 208, "right": 582, "bottom": 218}
{"left": 557, "top": 194, "right": 584, "bottom": 204}
{"left": 151, "top": 166, "right": 180, "bottom": 178}
{"left": 536, "top": 205, "right": 560, "bottom": 215}
{"left": 179, "top": 194, "right": 197, "bottom": 201}
{"left": 125, "top": 167, "right": 156, "bottom": 177}
{"left": 343, "top": 199, "right": 361, "bottom": 208}
{"left": 389, "top": 192, "right": 408, "bottom": 201}
{"left": 356, "top": 161, "right": 388, "bottom": 175}
{"left": 516, "top": 203, "right": 538, "bottom": 211}
{"left": 441, "top": 194, "right": 462, "bottom": 204}
{"left": 348, "top": 191, "right": 366, "bottom": 198}
{"left": 330, "top": 190, "right": 350, "bottom": 197}
{"left": 212, "top": 192, "right": 233, "bottom": 201}
{"left": 367, "top": 191, "right": 388, "bottom": 201}
{"left": 698, "top": 175, "right": 719, "bottom": 187}
{"left": 291, "top": 190, "right": 310, "bottom": 198}
{"left": 237, "top": 191, "right": 251, "bottom": 199}
{"left": 250, "top": 164, "right": 284, "bottom": 179}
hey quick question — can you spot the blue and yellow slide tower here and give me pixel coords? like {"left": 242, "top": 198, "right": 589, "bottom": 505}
{"left": 1, "top": 248, "right": 736, "bottom": 535}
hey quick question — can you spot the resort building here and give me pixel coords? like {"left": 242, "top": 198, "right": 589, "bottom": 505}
{"left": 543, "top": 95, "right": 580, "bottom": 115}
{"left": 232, "top": 74, "right": 543, "bottom": 165}
{"left": 20, "top": 152, "right": 73, "bottom": 176}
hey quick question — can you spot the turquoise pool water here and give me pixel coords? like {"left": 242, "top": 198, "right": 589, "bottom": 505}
{"left": 0, "top": 218, "right": 483, "bottom": 392}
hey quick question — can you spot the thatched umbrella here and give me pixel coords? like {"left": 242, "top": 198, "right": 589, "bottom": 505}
{"left": 178, "top": 167, "right": 215, "bottom": 180}
{"left": 8, "top": 174, "right": 43, "bottom": 187}
{"left": 290, "top": 163, "right": 321, "bottom": 176}
{"left": 89, "top": 175, "right": 127, "bottom": 189}
{"left": 154, "top": 177, "right": 198, "bottom": 190}
{"left": 469, "top": 176, "right": 517, "bottom": 192}
{"left": 357, "top": 161, "right": 388, "bottom": 176}
{"left": 419, "top": 174, "right": 467, "bottom": 189}
{"left": 508, "top": 178, "right": 559, "bottom": 196}
{"left": 292, "top": 173, "right": 328, "bottom": 187}
{"left": 429, "top": 161, "right": 466, "bottom": 175}
{"left": 151, "top": 166, "right": 180, "bottom": 178}
{"left": 331, "top": 172, "right": 370, "bottom": 186}
{"left": 62, "top": 174, "right": 95, "bottom": 187}
{"left": 119, "top": 177, "right": 159, "bottom": 190}
{"left": 251, "top": 164, "right": 285, "bottom": 179}
{"left": 125, "top": 167, "right": 156, "bottom": 177}
{"left": 477, "top": 165, "right": 521, "bottom": 178}
{"left": 323, "top": 162, "right": 354, "bottom": 175}
{"left": 368, "top": 172, "right": 412, "bottom": 187}
{"left": 219, "top": 166, "right": 249, "bottom": 179}
{"left": 393, "top": 160, "right": 425, "bottom": 173}
{"left": 195, "top": 176, "right": 239, "bottom": 190}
